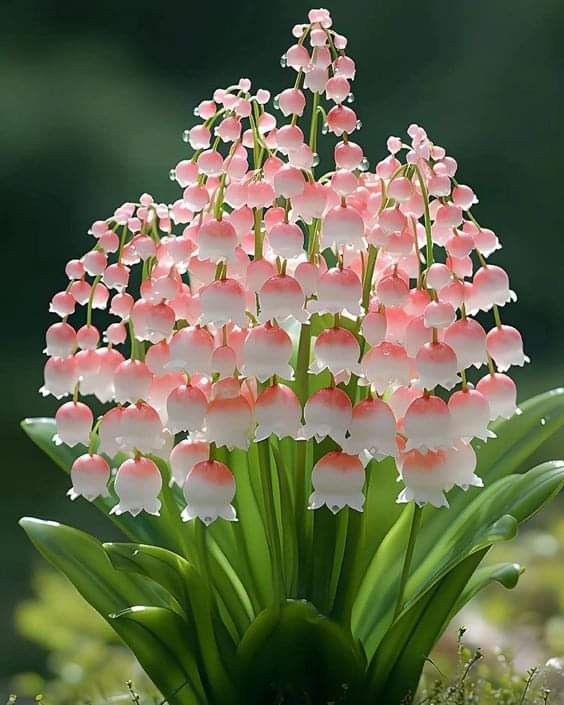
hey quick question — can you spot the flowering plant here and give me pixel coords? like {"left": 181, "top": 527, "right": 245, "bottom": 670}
{"left": 21, "top": 8, "right": 564, "bottom": 705}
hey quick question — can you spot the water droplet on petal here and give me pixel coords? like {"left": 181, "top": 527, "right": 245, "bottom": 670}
{"left": 359, "top": 157, "right": 370, "bottom": 172}
{"left": 346, "top": 92, "right": 355, "bottom": 104}
{"left": 182, "top": 130, "right": 190, "bottom": 143}
{"left": 312, "top": 152, "right": 320, "bottom": 167}
{"left": 273, "top": 95, "right": 280, "bottom": 110}
{"left": 169, "top": 169, "right": 177, "bottom": 181}
{"left": 280, "top": 54, "right": 288, "bottom": 68}
{"left": 356, "top": 119, "right": 363, "bottom": 130}
{"left": 540, "top": 417, "right": 546, "bottom": 425}
{"left": 321, "top": 122, "right": 329, "bottom": 135}
{"left": 193, "top": 106, "right": 200, "bottom": 117}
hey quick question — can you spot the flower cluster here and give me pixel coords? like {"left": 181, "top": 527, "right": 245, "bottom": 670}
{"left": 41, "top": 8, "right": 527, "bottom": 522}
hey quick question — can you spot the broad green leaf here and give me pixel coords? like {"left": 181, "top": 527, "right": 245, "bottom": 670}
{"left": 19, "top": 517, "right": 173, "bottom": 614}
{"left": 353, "top": 460, "right": 564, "bottom": 659}
{"left": 105, "top": 542, "right": 240, "bottom": 704}
{"left": 111, "top": 606, "right": 206, "bottom": 705}
{"left": 237, "top": 600, "right": 365, "bottom": 705}
{"left": 21, "top": 418, "right": 183, "bottom": 552}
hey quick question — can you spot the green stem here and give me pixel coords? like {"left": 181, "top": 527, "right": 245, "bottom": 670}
{"left": 413, "top": 165, "right": 434, "bottom": 272}
{"left": 257, "top": 440, "right": 284, "bottom": 603}
{"left": 393, "top": 503, "right": 422, "bottom": 621}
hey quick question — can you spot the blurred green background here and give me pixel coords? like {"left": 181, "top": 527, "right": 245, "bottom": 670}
{"left": 1, "top": 0, "right": 563, "bottom": 695}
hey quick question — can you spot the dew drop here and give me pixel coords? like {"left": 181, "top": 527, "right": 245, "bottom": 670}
{"left": 312, "top": 152, "right": 320, "bottom": 167}
{"left": 540, "top": 417, "right": 546, "bottom": 425}
{"left": 359, "top": 157, "right": 370, "bottom": 172}
{"left": 321, "top": 122, "right": 329, "bottom": 135}
{"left": 182, "top": 129, "right": 190, "bottom": 143}
{"left": 356, "top": 119, "right": 363, "bottom": 130}
{"left": 346, "top": 92, "right": 355, "bottom": 104}
{"left": 193, "top": 106, "right": 200, "bottom": 117}
{"left": 280, "top": 54, "right": 288, "bottom": 68}
{"left": 273, "top": 95, "right": 280, "bottom": 110}
{"left": 169, "top": 169, "right": 177, "bottom": 182}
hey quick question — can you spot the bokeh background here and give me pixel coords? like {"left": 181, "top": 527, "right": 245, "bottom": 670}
{"left": 2, "top": 0, "right": 563, "bottom": 697}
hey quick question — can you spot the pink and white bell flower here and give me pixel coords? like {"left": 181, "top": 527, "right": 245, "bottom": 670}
{"left": 117, "top": 401, "right": 164, "bottom": 455}
{"left": 266, "top": 221, "right": 305, "bottom": 259}
{"left": 255, "top": 383, "right": 302, "bottom": 441}
{"left": 68, "top": 453, "right": 111, "bottom": 502}
{"left": 166, "top": 326, "right": 214, "bottom": 374}
{"left": 165, "top": 383, "right": 208, "bottom": 434}
{"left": 241, "top": 323, "right": 294, "bottom": 382}
{"left": 111, "top": 456, "right": 162, "bottom": 517}
{"left": 40, "top": 355, "right": 77, "bottom": 399}
{"left": 446, "top": 441, "right": 483, "bottom": 491}
{"left": 199, "top": 278, "right": 247, "bottom": 328}
{"left": 486, "top": 325, "right": 529, "bottom": 371}
{"left": 403, "top": 394, "right": 453, "bottom": 451}
{"left": 169, "top": 438, "right": 210, "bottom": 488}
{"left": 205, "top": 394, "right": 254, "bottom": 450}
{"left": 415, "top": 341, "right": 460, "bottom": 391}
{"left": 469, "top": 265, "right": 516, "bottom": 313}
{"left": 113, "top": 359, "right": 153, "bottom": 404}
{"left": 181, "top": 459, "right": 237, "bottom": 525}
{"left": 310, "top": 326, "right": 361, "bottom": 382}
{"left": 321, "top": 205, "right": 366, "bottom": 251}
{"left": 361, "top": 310, "right": 387, "bottom": 345}
{"left": 309, "top": 451, "right": 365, "bottom": 513}
{"left": 443, "top": 318, "right": 487, "bottom": 369}
{"left": 476, "top": 372, "right": 518, "bottom": 420}
{"left": 397, "top": 447, "right": 452, "bottom": 508}
{"left": 54, "top": 401, "right": 93, "bottom": 447}
{"left": 309, "top": 267, "right": 362, "bottom": 317}
{"left": 44, "top": 322, "right": 76, "bottom": 357}
{"left": 301, "top": 387, "right": 352, "bottom": 444}
{"left": 343, "top": 398, "right": 397, "bottom": 458}
{"left": 448, "top": 387, "right": 496, "bottom": 442}
{"left": 258, "top": 273, "right": 307, "bottom": 323}
{"left": 361, "top": 341, "right": 411, "bottom": 394}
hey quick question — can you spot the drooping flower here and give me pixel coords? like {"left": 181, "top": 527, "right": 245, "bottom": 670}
{"left": 111, "top": 456, "right": 162, "bottom": 517}
{"left": 309, "top": 451, "right": 365, "bottom": 513}
{"left": 181, "top": 459, "right": 237, "bottom": 525}
{"left": 68, "top": 453, "right": 111, "bottom": 501}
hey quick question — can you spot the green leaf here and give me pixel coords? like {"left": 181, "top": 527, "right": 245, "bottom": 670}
{"left": 353, "top": 460, "right": 564, "bottom": 659}
{"left": 105, "top": 542, "right": 241, "bottom": 705}
{"left": 21, "top": 417, "right": 183, "bottom": 552}
{"left": 365, "top": 550, "right": 488, "bottom": 704}
{"left": 237, "top": 600, "right": 365, "bottom": 705}
{"left": 111, "top": 606, "right": 207, "bottom": 705}
{"left": 449, "top": 561, "right": 524, "bottom": 619}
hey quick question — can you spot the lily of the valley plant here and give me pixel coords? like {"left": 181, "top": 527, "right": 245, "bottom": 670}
{"left": 21, "top": 8, "right": 564, "bottom": 705}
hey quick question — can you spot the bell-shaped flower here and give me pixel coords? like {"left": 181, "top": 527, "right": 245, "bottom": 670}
{"left": 44, "top": 322, "right": 76, "bottom": 357}
{"left": 241, "top": 323, "right": 294, "bottom": 382}
{"left": 113, "top": 359, "right": 153, "bottom": 404}
{"left": 321, "top": 205, "right": 365, "bottom": 251}
{"left": 301, "top": 387, "right": 352, "bottom": 444}
{"left": 309, "top": 267, "right": 362, "bottom": 317}
{"left": 310, "top": 326, "right": 361, "bottom": 382}
{"left": 448, "top": 388, "right": 495, "bottom": 442}
{"left": 361, "top": 341, "right": 410, "bottom": 394}
{"left": 415, "top": 342, "right": 460, "bottom": 390}
{"left": 40, "top": 355, "right": 77, "bottom": 399}
{"left": 469, "top": 265, "right": 516, "bottom": 313}
{"left": 476, "top": 372, "right": 518, "bottom": 420}
{"left": 361, "top": 311, "right": 387, "bottom": 345}
{"left": 266, "top": 222, "right": 305, "bottom": 259}
{"left": 258, "top": 273, "right": 307, "bottom": 323}
{"left": 166, "top": 326, "right": 214, "bottom": 374}
{"left": 54, "top": 401, "right": 93, "bottom": 447}
{"left": 404, "top": 394, "right": 453, "bottom": 451}
{"left": 117, "top": 401, "right": 164, "bottom": 454}
{"left": 166, "top": 383, "right": 208, "bottom": 433}
{"left": 443, "top": 318, "right": 487, "bottom": 369}
{"left": 199, "top": 278, "right": 247, "bottom": 328}
{"left": 169, "top": 438, "right": 209, "bottom": 487}
{"left": 205, "top": 394, "right": 254, "bottom": 450}
{"left": 68, "top": 453, "right": 111, "bottom": 501}
{"left": 446, "top": 441, "right": 483, "bottom": 491}
{"left": 111, "top": 456, "right": 162, "bottom": 517}
{"left": 255, "top": 383, "right": 302, "bottom": 441}
{"left": 486, "top": 325, "right": 529, "bottom": 371}
{"left": 397, "top": 447, "right": 451, "bottom": 508}
{"left": 181, "top": 459, "right": 237, "bottom": 525}
{"left": 309, "top": 451, "right": 365, "bottom": 513}
{"left": 344, "top": 398, "right": 397, "bottom": 457}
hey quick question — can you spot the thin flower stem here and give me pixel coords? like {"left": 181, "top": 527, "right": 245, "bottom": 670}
{"left": 393, "top": 503, "right": 422, "bottom": 621}
{"left": 414, "top": 164, "right": 434, "bottom": 272}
